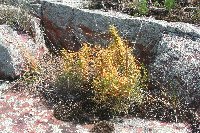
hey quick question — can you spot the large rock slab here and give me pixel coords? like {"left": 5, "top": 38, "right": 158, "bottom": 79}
{"left": 149, "top": 33, "right": 200, "bottom": 104}
{"left": 0, "top": 24, "right": 47, "bottom": 79}
{"left": 0, "top": 4, "right": 48, "bottom": 79}
{"left": 0, "top": 4, "right": 45, "bottom": 46}
{"left": 32, "top": 1, "right": 200, "bottom": 105}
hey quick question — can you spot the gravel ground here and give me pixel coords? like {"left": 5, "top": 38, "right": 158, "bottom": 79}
{"left": 0, "top": 82, "right": 191, "bottom": 133}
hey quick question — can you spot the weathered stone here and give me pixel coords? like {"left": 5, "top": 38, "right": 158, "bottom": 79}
{"left": 0, "top": 80, "right": 9, "bottom": 96}
{"left": 0, "top": 24, "right": 48, "bottom": 79}
{"left": 149, "top": 7, "right": 169, "bottom": 16}
{"left": 183, "top": 6, "right": 199, "bottom": 12}
{"left": 0, "top": 4, "right": 48, "bottom": 79}
{"left": 0, "top": 4, "right": 46, "bottom": 45}
{"left": 149, "top": 33, "right": 200, "bottom": 104}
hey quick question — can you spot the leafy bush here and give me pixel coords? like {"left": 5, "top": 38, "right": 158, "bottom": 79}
{"left": 191, "top": 9, "right": 200, "bottom": 23}
{"left": 138, "top": 0, "right": 149, "bottom": 15}
{"left": 127, "top": 0, "right": 140, "bottom": 8}
{"left": 153, "top": 1, "right": 162, "bottom": 7}
{"left": 164, "top": 0, "right": 175, "bottom": 11}
{"left": 61, "top": 25, "right": 147, "bottom": 114}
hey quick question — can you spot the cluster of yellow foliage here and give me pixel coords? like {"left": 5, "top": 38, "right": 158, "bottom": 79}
{"left": 61, "top": 25, "right": 147, "bottom": 113}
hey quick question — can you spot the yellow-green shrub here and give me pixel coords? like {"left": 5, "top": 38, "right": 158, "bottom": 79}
{"left": 61, "top": 25, "right": 147, "bottom": 114}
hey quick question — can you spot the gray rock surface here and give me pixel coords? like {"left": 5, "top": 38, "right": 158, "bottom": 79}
{"left": 0, "top": 4, "right": 48, "bottom": 79}
{"left": 29, "top": 1, "right": 200, "bottom": 105}
{"left": 0, "top": 4, "right": 46, "bottom": 47}
{"left": 0, "top": 80, "right": 9, "bottom": 97}
{"left": 113, "top": 117, "right": 190, "bottom": 133}
{"left": 0, "top": 24, "right": 47, "bottom": 79}
{"left": 149, "top": 33, "right": 200, "bottom": 104}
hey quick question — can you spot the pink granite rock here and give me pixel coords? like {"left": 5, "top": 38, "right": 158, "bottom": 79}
{"left": 0, "top": 24, "right": 48, "bottom": 79}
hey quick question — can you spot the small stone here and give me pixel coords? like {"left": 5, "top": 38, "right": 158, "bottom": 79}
{"left": 90, "top": 120, "right": 114, "bottom": 133}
